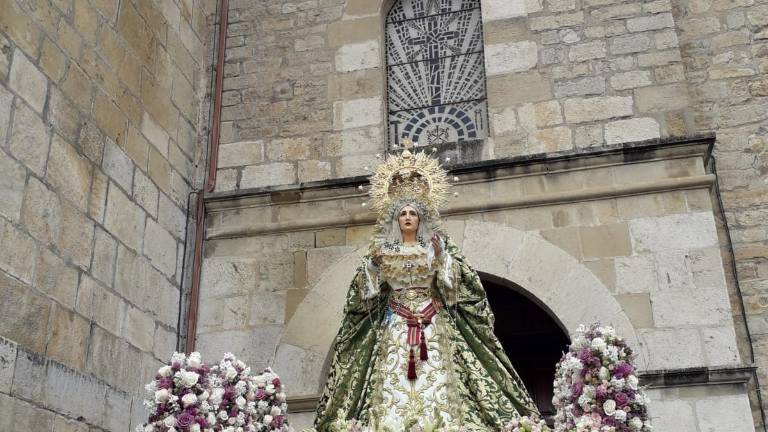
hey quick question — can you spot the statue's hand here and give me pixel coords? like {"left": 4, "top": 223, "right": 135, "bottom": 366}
{"left": 371, "top": 249, "right": 384, "bottom": 266}
{"left": 431, "top": 234, "right": 442, "bottom": 257}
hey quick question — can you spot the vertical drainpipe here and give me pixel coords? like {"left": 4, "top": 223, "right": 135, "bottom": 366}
{"left": 184, "top": 0, "right": 230, "bottom": 354}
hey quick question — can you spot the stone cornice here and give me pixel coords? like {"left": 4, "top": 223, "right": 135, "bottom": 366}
{"left": 639, "top": 365, "right": 756, "bottom": 388}
{"left": 205, "top": 134, "right": 716, "bottom": 240}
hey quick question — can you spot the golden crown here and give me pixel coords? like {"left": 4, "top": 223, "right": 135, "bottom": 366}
{"left": 367, "top": 139, "right": 451, "bottom": 220}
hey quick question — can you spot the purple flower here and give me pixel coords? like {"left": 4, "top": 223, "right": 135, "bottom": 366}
{"left": 273, "top": 415, "right": 284, "bottom": 428}
{"left": 172, "top": 361, "right": 182, "bottom": 371}
{"left": 176, "top": 412, "right": 194, "bottom": 429}
{"left": 157, "top": 378, "right": 173, "bottom": 390}
{"left": 255, "top": 389, "right": 266, "bottom": 400}
{"left": 570, "top": 382, "right": 584, "bottom": 398}
{"left": 615, "top": 392, "right": 629, "bottom": 407}
{"left": 272, "top": 377, "right": 281, "bottom": 387}
{"left": 596, "top": 385, "right": 608, "bottom": 400}
{"left": 614, "top": 362, "right": 633, "bottom": 378}
{"left": 223, "top": 385, "right": 236, "bottom": 401}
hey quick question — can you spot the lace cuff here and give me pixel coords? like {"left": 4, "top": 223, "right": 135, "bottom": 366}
{"left": 362, "top": 257, "right": 381, "bottom": 300}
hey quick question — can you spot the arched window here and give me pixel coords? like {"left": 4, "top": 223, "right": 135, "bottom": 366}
{"left": 386, "top": 0, "right": 488, "bottom": 148}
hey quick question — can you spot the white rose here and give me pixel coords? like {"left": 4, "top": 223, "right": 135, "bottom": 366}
{"left": 182, "top": 393, "right": 198, "bottom": 406}
{"left": 263, "top": 415, "right": 273, "bottom": 425}
{"left": 199, "top": 390, "right": 210, "bottom": 401}
{"left": 270, "top": 406, "right": 282, "bottom": 416}
{"left": 207, "top": 413, "right": 217, "bottom": 425}
{"left": 164, "top": 416, "right": 176, "bottom": 428}
{"left": 591, "top": 337, "right": 607, "bottom": 351}
{"left": 630, "top": 417, "right": 643, "bottom": 430}
{"left": 211, "top": 388, "right": 225, "bottom": 406}
{"left": 144, "top": 425, "right": 155, "bottom": 432}
{"left": 188, "top": 352, "right": 202, "bottom": 369}
{"left": 158, "top": 365, "right": 173, "bottom": 377}
{"left": 265, "top": 384, "right": 275, "bottom": 395}
{"left": 611, "top": 377, "right": 626, "bottom": 390}
{"left": 180, "top": 371, "right": 200, "bottom": 387}
{"left": 219, "top": 410, "right": 229, "bottom": 420}
{"left": 614, "top": 410, "right": 627, "bottom": 422}
{"left": 236, "top": 396, "right": 246, "bottom": 409}
{"left": 583, "top": 385, "right": 596, "bottom": 398}
{"left": 190, "top": 425, "right": 201, "bottom": 432}
{"left": 598, "top": 367, "right": 610, "bottom": 381}
{"left": 155, "top": 389, "right": 171, "bottom": 404}
{"left": 627, "top": 375, "right": 639, "bottom": 390}
{"left": 603, "top": 399, "right": 617, "bottom": 415}
{"left": 254, "top": 375, "right": 267, "bottom": 385}
{"left": 225, "top": 367, "right": 238, "bottom": 380}
{"left": 168, "top": 428, "right": 177, "bottom": 432}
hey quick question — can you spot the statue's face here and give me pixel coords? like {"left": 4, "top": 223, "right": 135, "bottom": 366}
{"left": 398, "top": 205, "right": 419, "bottom": 236}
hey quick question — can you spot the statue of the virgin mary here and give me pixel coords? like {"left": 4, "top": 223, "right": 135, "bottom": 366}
{"left": 313, "top": 144, "right": 539, "bottom": 431}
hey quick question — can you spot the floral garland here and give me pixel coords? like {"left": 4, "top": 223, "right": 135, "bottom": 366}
{"left": 552, "top": 324, "right": 652, "bottom": 432}
{"left": 138, "top": 352, "right": 293, "bottom": 432}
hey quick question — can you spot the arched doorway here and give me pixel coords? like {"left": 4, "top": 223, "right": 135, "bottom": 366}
{"left": 483, "top": 276, "right": 570, "bottom": 417}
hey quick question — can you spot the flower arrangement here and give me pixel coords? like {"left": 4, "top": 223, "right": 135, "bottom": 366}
{"left": 552, "top": 324, "right": 652, "bottom": 432}
{"left": 504, "top": 416, "right": 552, "bottom": 432}
{"left": 138, "top": 352, "right": 292, "bottom": 432}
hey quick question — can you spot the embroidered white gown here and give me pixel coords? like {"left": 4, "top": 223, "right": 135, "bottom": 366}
{"left": 361, "top": 242, "right": 462, "bottom": 430}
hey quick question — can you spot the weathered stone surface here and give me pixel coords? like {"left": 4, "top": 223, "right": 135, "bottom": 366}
{"left": 34, "top": 248, "right": 78, "bottom": 308}
{"left": 484, "top": 41, "right": 538, "bottom": 75}
{"left": 201, "top": 257, "right": 260, "bottom": 297}
{"left": 133, "top": 169, "right": 158, "bottom": 217}
{"left": 48, "top": 135, "right": 93, "bottom": 212}
{"left": 123, "top": 306, "right": 155, "bottom": 352}
{"left": 103, "top": 388, "right": 132, "bottom": 431}
{"left": 579, "top": 223, "right": 632, "bottom": 258}
{"left": 0, "top": 338, "right": 16, "bottom": 394}
{"left": 0, "top": 392, "right": 55, "bottom": 431}
{"left": 9, "top": 49, "right": 48, "bottom": 113}
{"left": 9, "top": 100, "right": 50, "bottom": 176}
{"left": 107, "top": 181, "right": 148, "bottom": 252}
{"left": 0, "top": 149, "right": 27, "bottom": 223}
{"left": 626, "top": 13, "right": 674, "bottom": 32}
{"left": 614, "top": 254, "right": 654, "bottom": 293}
{"left": 0, "top": 85, "right": 12, "bottom": 146}
{"left": 564, "top": 96, "right": 634, "bottom": 123}
{"left": 639, "top": 327, "right": 705, "bottom": 369}
{"left": 481, "top": 0, "right": 530, "bottom": 21}
{"left": 241, "top": 163, "right": 296, "bottom": 188}
{"left": 333, "top": 96, "right": 382, "bottom": 130}
{"left": 298, "top": 160, "right": 332, "bottom": 183}
{"left": 610, "top": 70, "right": 652, "bottom": 90}
{"left": 604, "top": 118, "right": 660, "bottom": 145}
{"left": 102, "top": 139, "right": 134, "bottom": 193}
{"left": 648, "top": 399, "right": 697, "bottom": 431}
{"left": 629, "top": 212, "right": 718, "bottom": 252}
{"left": 22, "top": 177, "right": 61, "bottom": 247}
{"left": 696, "top": 394, "right": 755, "bottom": 431}
{"left": 529, "top": 126, "right": 572, "bottom": 152}
{"left": 46, "top": 305, "right": 89, "bottom": 370}
{"left": 554, "top": 76, "right": 605, "bottom": 97}
{"left": 219, "top": 140, "right": 264, "bottom": 168}
{"left": 488, "top": 72, "right": 553, "bottom": 106}
{"left": 636, "top": 84, "right": 689, "bottom": 112}
{"left": 335, "top": 40, "right": 379, "bottom": 72}
{"left": 569, "top": 40, "right": 607, "bottom": 62}
{"left": 58, "top": 202, "right": 94, "bottom": 269}
{"left": 87, "top": 325, "right": 142, "bottom": 391}
{"left": 143, "top": 218, "right": 177, "bottom": 277}
{"left": 307, "top": 246, "right": 355, "bottom": 286}
{"left": 529, "top": 11, "right": 584, "bottom": 31}
{"left": 610, "top": 34, "right": 652, "bottom": 54}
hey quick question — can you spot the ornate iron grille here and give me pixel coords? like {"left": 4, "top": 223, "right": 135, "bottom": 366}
{"left": 386, "top": 0, "right": 488, "bottom": 148}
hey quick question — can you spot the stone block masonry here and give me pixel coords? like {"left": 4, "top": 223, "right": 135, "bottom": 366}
{"left": 0, "top": 0, "right": 214, "bottom": 426}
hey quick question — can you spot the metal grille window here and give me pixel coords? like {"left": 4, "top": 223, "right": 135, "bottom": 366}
{"left": 386, "top": 0, "right": 488, "bottom": 147}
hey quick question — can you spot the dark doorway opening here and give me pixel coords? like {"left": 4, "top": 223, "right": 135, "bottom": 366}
{"left": 483, "top": 277, "right": 570, "bottom": 418}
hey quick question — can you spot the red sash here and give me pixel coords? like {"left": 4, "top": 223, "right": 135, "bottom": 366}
{"left": 389, "top": 298, "right": 441, "bottom": 381}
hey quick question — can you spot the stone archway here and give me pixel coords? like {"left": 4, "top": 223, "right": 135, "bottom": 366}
{"left": 274, "top": 221, "right": 641, "bottom": 397}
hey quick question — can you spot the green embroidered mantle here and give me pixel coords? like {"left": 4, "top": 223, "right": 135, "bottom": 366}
{"left": 313, "top": 237, "right": 539, "bottom": 431}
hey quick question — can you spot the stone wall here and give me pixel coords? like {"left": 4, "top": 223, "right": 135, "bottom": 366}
{"left": 0, "top": 0, "right": 213, "bottom": 426}
{"left": 670, "top": 0, "right": 768, "bottom": 423}
{"left": 215, "top": 0, "right": 699, "bottom": 192}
